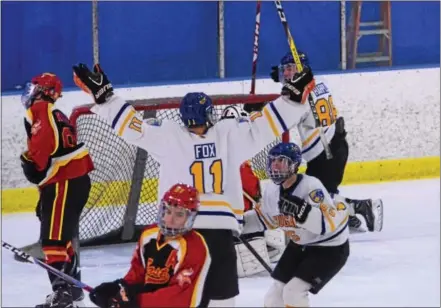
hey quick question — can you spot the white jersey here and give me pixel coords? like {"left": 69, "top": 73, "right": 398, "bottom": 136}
{"left": 91, "top": 94, "right": 312, "bottom": 234}
{"left": 297, "top": 79, "right": 338, "bottom": 162}
{"left": 243, "top": 174, "right": 349, "bottom": 246}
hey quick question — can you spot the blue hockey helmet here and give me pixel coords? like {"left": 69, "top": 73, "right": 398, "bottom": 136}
{"left": 280, "top": 50, "right": 309, "bottom": 67}
{"left": 278, "top": 51, "right": 309, "bottom": 83}
{"left": 180, "top": 92, "right": 216, "bottom": 127}
{"left": 266, "top": 142, "right": 302, "bottom": 185}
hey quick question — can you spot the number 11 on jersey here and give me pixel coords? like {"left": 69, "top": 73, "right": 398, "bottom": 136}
{"left": 190, "top": 160, "right": 223, "bottom": 194}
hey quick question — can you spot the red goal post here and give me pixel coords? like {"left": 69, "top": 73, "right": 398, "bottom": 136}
{"left": 70, "top": 94, "right": 289, "bottom": 246}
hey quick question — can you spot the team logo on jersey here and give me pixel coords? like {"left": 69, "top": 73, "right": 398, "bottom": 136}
{"left": 176, "top": 268, "right": 194, "bottom": 287}
{"left": 31, "top": 120, "right": 42, "bottom": 135}
{"left": 309, "top": 189, "right": 324, "bottom": 203}
{"left": 273, "top": 214, "right": 296, "bottom": 228}
{"left": 336, "top": 202, "right": 346, "bottom": 211}
{"left": 146, "top": 118, "right": 162, "bottom": 127}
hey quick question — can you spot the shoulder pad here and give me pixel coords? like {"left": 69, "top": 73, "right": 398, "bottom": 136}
{"left": 145, "top": 118, "right": 162, "bottom": 126}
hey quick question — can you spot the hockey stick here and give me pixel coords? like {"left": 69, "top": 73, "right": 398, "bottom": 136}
{"left": 237, "top": 235, "right": 273, "bottom": 274}
{"left": 273, "top": 0, "right": 333, "bottom": 159}
{"left": 250, "top": 0, "right": 261, "bottom": 95}
{"left": 2, "top": 240, "right": 94, "bottom": 292}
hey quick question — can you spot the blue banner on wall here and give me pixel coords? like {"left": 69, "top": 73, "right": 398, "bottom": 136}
{"left": 1, "top": 1, "right": 439, "bottom": 92}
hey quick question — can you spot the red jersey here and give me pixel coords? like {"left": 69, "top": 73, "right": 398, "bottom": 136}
{"left": 24, "top": 101, "right": 94, "bottom": 187}
{"left": 123, "top": 225, "right": 211, "bottom": 307}
{"left": 240, "top": 161, "right": 261, "bottom": 211}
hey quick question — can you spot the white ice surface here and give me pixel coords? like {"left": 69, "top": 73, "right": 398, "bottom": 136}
{"left": 2, "top": 179, "right": 440, "bottom": 307}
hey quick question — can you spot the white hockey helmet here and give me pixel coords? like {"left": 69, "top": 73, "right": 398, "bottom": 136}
{"left": 221, "top": 105, "right": 249, "bottom": 120}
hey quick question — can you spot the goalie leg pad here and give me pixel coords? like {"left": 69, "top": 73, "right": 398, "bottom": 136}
{"left": 264, "top": 280, "right": 285, "bottom": 307}
{"left": 283, "top": 277, "right": 311, "bottom": 307}
{"left": 235, "top": 237, "right": 271, "bottom": 278}
{"left": 264, "top": 229, "right": 287, "bottom": 262}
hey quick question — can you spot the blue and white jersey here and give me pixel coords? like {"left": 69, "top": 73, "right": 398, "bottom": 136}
{"left": 243, "top": 174, "right": 349, "bottom": 246}
{"left": 91, "top": 94, "right": 312, "bottom": 233}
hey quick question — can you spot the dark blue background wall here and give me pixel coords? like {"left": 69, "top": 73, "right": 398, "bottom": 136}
{"left": 2, "top": 1, "right": 439, "bottom": 92}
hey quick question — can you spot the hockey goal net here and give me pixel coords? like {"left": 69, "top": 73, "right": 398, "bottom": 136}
{"left": 70, "top": 94, "right": 288, "bottom": 246}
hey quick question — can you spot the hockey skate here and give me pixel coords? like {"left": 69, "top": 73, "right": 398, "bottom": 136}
{"left": 349, "top": 198, "right": 384, "bottom": 232}
{"left": 36, "top": 285, "right": 75, "bottom": 308}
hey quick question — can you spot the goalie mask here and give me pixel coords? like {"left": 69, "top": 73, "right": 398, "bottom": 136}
{"left": 266, "top": 142, "right": 302, "bottom": 185}
{"left": 157, "top": 183, "right": 200, "bottom": 237}
{"left": 221, "top": 105, "right": 249, "bottom": 120}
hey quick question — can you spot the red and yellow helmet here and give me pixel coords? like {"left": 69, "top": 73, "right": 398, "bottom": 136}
{"left": 157, "top": 183, "right": 200, "bottom": 237}
{"left": 22, "top": 73, "right": 63, "bottom": 109}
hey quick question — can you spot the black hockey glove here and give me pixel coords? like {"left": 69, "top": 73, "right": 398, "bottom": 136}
{"left": 270, "top": 65, "right": 280, "bottom": 83}
{"left": 73, "top": 63, "right": 113, "bottom": 104}
{"left": 278, "top": 195, "right": 312, "bottom": 224}
{"left": 281, "top": 67, "right": 315, "bottom": 104}
{"left": 243, "top": 102, "right": 266, "bottom": 114}
{"left": 90, "top": 280, "right": 138, "bottom": 308}
{"left": 20, "top": 152, "right": 48, "bottom": 185}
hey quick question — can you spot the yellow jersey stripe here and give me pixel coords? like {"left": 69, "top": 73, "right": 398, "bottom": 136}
{"left": 263, "top": 108, "right": 280, "bottom": 137}
{"left": 200, "top": 200, "right": 244, "bottom": 215}
{"left": 118, "top": 109, "right": 136, "bottom": 136}
{"left": 302, "top": 128, "right": 320, "bottom": 147}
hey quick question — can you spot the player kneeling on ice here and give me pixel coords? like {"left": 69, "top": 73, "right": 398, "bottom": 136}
{"left": 242, "top": 142, "right": 350, "bottom": 307}
{"left": 89, "top": 183, "right": 211, "bottom": 308}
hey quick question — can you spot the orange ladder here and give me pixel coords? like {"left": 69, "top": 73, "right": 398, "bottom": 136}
{"left": 347, "top": 1, "right": 392, "bottom": 69}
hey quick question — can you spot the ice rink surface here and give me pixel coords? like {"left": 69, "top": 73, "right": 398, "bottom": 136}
{"left": 2, "top": 178, "right": 440, "bottom": 307}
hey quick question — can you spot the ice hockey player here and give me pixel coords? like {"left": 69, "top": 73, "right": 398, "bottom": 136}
{"left": 20, "top": 73, "right": 94, "bottom": 308}
{"left": 270, "top": 51, "right": 384, "bottom": 233}
{"left": 73, "top": 61, "right": 316, "bottom": 306}
{"left": 242, "top": 142, "right": 350, "bottom": 307}
{"left": 89, "top": 183, "right": 211, "bottom": 308}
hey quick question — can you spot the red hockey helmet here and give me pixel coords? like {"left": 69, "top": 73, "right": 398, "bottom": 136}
{"left": 21, "top": 73, "right": 63, "bottom": 109}
{"left": 157, "top": 183, "right": 200, "bottom": 237}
